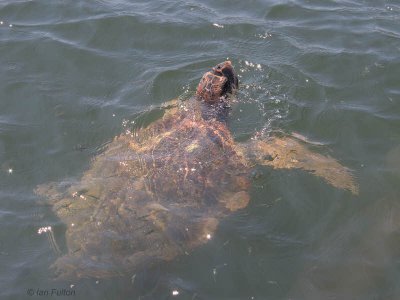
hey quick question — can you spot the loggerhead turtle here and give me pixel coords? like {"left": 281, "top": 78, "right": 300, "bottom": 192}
{"left": 36, "top": 61, "right": 358, "bottom": 279}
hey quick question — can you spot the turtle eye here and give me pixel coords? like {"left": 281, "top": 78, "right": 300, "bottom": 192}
{"left": 216, "top": 64, "right": 221, "bottom": 70}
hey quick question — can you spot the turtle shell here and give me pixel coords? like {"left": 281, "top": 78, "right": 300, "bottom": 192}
{"left": 36, "top": 62, "right": 251, "bottom": 279}
{"left": 36, "top": 60, "right": 359, "bottom": 279}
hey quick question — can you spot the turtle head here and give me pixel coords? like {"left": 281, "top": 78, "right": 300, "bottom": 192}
{"left": 196, "top": 61, "right": 239, "bottom": 103}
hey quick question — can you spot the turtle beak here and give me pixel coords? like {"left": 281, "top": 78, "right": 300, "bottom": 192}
{"left": 212, "top": 61, "right": 232, "bottom": 74}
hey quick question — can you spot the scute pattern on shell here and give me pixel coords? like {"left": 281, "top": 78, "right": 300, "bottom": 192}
{"left": 35, "top": 61, "right": 358, "bottom": 280}
{"left": 36, "top": 95, "right": 251, "bottom": 279}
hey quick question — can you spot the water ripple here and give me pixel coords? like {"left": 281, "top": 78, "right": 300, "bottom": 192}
{"left": 0, "top": 0, "right": 399, "bottom": 298}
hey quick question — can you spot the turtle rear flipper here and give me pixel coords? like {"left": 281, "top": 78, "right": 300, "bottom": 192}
{"left": 51, "top": 255, "right": 128, "bottom": 280}
{"left": 246, "top": 136, "right": 359, "bottom": 195}
{"left": 219, "top": 191, "right": 250, "bottom": 212}
{"left": 35, "top": 180, "right": 77, "bottom": 205}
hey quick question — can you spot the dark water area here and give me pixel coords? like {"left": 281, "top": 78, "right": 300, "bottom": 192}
{"left": 1, "top": 0, "right": 400, "bottom": 299}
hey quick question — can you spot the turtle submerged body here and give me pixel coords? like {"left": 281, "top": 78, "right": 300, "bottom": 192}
{"left": 36, "top": 61, "right": 358, "bottom": 279}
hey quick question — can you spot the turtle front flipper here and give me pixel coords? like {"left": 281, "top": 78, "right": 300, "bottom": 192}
{"left": 244, "top": 136, "right": 359, "bottom": 195}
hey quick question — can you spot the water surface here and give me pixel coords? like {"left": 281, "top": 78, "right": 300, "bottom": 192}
{"left": 1, "top": 0, "right": 400, "bottom": 299}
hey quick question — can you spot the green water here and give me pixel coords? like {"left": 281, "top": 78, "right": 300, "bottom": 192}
{"left": 1, "top": 1, "right": 400, "bottom": 299}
